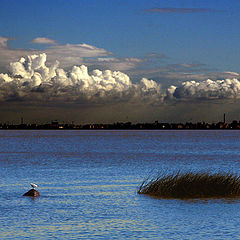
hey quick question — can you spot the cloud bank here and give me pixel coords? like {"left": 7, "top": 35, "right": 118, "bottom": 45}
{"left": 0, "top": 53, "right": 161, "bottom": 104}
{"left": 1, "top": 52, "right": 240, "bottom": 106}
{"left": 167, "top": 78, "right": 240, "bottom": 100}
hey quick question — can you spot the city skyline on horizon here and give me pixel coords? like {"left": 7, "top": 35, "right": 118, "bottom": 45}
{"left": 0, "top": 112, "right": 232, "bottom": 126}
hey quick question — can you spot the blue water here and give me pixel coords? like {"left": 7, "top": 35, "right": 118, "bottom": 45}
{"left": 1, "top": 130, "right": 240, "bottom": 239}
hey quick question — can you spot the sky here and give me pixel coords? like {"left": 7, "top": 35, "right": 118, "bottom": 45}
{"left": 0, "top": 0, "right": 240, "bottom": 124}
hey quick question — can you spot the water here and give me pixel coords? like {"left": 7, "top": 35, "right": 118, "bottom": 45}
{"left": 1, "top": 130, "right": 240, "bottom": 239}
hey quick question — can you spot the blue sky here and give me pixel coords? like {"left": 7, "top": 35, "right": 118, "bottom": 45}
{"left": 0, "top": 0, "right": 240, "bottom": 123}
{"left": 1, "top": 0, "right": 239, "bottom": 70}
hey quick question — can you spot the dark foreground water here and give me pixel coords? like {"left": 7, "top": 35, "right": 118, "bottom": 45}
{"left": 1, "top": 130, "right": 240, "bottom": 239}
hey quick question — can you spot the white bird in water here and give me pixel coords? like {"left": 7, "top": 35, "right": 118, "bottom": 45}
{"left": 30, "top": 183, "right": 38, "bottom": 189}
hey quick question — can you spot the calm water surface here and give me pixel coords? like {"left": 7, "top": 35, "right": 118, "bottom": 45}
{"left": 0, "top": 130, "right": 240, "bottom": 239}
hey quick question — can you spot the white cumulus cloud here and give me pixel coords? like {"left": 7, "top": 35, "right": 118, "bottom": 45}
{"left": 2, "top": 49, "right": 240, "bottom": 105}
{"left": 167, "top": 78, "right": 240, "bottom": 100}
{"left": 0, "top": 53, "right": 162, "bottom": 103}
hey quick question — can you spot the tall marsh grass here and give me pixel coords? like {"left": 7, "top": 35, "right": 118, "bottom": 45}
{"left": 138, "top": 171, "right": 240, "bottom": 198}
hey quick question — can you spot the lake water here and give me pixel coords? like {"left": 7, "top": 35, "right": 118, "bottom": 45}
{"left": 1, "top": 130, "right": 240, "bottom": 239}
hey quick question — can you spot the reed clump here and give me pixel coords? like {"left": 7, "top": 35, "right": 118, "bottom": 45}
{"left": 138, "top": 172, "right": 240, "bottom": 199}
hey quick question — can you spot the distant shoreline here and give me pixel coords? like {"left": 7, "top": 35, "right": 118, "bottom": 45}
{"left": 1, "top": 120, "right": 240, "bottom": 130}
